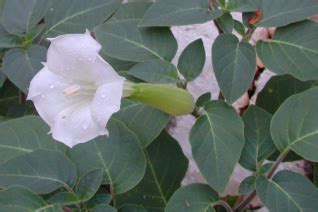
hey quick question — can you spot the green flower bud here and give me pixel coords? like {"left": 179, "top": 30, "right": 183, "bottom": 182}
{"left": 124, "top": 82, "right": 194, "bottom": 116}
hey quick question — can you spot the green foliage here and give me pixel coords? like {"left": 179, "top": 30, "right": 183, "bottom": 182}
{"left": 165, "top": 184, "right": 219, "bottom": 212}
{"left": 117, "top": 131, "right": 188, "bottom": 211}
{"left": 139, "top": 0, "right": 222, "bottom": 27}
{"left": 256, "top": 171, "right": 318, "bottom": 211}
{"left": 0, "top": 0, "right": 318, "bottom": 211}
{"left": 212, "top": 33, "right": 256, "bottom": 103}
{"left": 178, "top": 39, "right": 206, "bottom": 82}
{"left": 190, "top": 101, "right": 245, "bottom": 192}
{"left": 257, "top": 20, "right": 318, "bottom": 80}
{"left": 239, "top": 105, "right": 276, "bottom": 171}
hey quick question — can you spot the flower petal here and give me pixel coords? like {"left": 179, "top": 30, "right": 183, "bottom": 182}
{"left": 91, "top": 55, "right": 125, "bottom": 86}
{"left": 46, "top": 31, "right": 101, "bottom": 82}
{"left": 28, "top": 67, "right": 89, "bottom": 127}
{"left": 91, "top": 79, "right": 125, "bottom": 128}
{"left": 52, "top": 104, "right": 107, "bottom": 147}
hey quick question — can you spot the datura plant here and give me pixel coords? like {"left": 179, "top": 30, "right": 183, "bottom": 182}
{"left": 0, "top": 0, "right": 317, "bottom": 211}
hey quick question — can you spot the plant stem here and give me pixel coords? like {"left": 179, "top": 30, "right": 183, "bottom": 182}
{"left": 233, "top": 149, "right": 290, "bottom": 211}
{"left": 214, "top": 200, "right": 234, "bottom": 212}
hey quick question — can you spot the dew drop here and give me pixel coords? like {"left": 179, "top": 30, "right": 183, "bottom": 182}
{"left": 49, "top": 84, "right": 55, "bottom": 89}
{"left": 143, "top": 195, "right": 146, "bottom": 199}
{"left": 50, "top": 8, "right": 54, "bottom": 11}
{"left": 41, "top": 94, "right": 46, "bottom": 99}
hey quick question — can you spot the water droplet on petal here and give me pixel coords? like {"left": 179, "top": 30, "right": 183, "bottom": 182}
{"left": 50, "top": 84, "right": 55, "bottom": 89}
{"left": 41, "top": 95, "right": 46, "bottom": 99}
{"left": 101, "top": 94, "right": 106, "bottom": 98}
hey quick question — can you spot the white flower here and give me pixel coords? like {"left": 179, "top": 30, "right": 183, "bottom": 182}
{"left": 27, "top": 31, "right": 125, "bottom": 147}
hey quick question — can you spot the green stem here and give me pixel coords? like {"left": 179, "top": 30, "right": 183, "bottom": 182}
{"left": 214, "top": 200, "right": 233, "bottom": 212}
{"left": 233, "top": 149, "right": 290, "bottom": 211}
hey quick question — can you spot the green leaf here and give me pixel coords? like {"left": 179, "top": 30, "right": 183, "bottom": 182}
{"left": 190, "top": 101, "right": 245, "bottom": 192}
{"left": 102, "top": 53, "right": 137, "bottom": 73}
{"left": 109, "top": 1, "right": 153, "bottom": 21}
{"left": 224, "top": 0, "right": 258, "bottom": 12}
{"left": 128, "top": 60, "right": 179, "bottom": 83}
{"left": 234, "top": 20, "right": 246, "bottom": 36}
{"left": 238, "top": 176, "right": 256, "bottom": 195}
{"left": 43, "top": 0, "right": 121, "bottom": 37}
{"left": 139, "top": 0, "right": 222, "bottom": 27}
{"left": 178, "top": 39, "right": 206, "bottom": 82}
{"left": 256, "top": 75, "right": 318, "bottom": 114}
{"left": 119, "top": 205, "right": 147, "bottom": 212}
{"left": 68, "top": 119, "right": 146, "bottom": 194}
{"left": 0, "top": 81, "right": 19, "bottom": 117}
{"left": 0, "top": 115, "right": 66, "bottom": 164}
{"left": 2, "top": 0, "right": 49, "bottom": 35}
{"left": 94, "top": 19, "right": 177, "bottom": 62}
{"left": 257, "top": 20, "right": 318, "bottom": 81}
{"left": 196, "top": 92, "right": 211, "bottom": 108}
{"left": 0, "top": 25, "right": 22, "bottom": 48}
{"left": 0, "top": 70, "right": 5, "bottom": 87}
{"left": 92, "top": 204, "right": 117, "bottom": 212}
{"left": 3, "top": 45, "right": 47, "bottom": 93}
{"left": 117, "top": 131, "right": 188, "bottom": 211}
{"left": 239, "top": 106, "right": 276, "bottom": 171}
{"left": 212, "top": 33, "right": 256, "bottom": 103}
{"left": 271, "top": 87, "right": 318, "bottom": 161}
{"left": 0, "top": 149, "right": 77, "bottom": 194}
{"left": 256, "top": 171, "right": 318, "bottom": 211}
{"left": 0, "top": 186, "right": 47, "bottom": 210}
{"left": 35, "top": 204, "right": 63, "bottom": 212}
{"left": 113, "top": 102, "right": 169, "bottom": 148}
{"left": 255, "top": 0, "right": 318, "bottom": 27}
{"left": 87, "top": 194, "right": 112, "bottom": 208}
{"left": 215, "top": 13, "right": 234, "bottom": 33}
{"left": 48, "top": 192, "right": 81, "bottom": 206}
{"left": 165, "top": 184, "right": 219, "bottom": 212}
{"left": 76, "top": 169, "right": 103, "bottom": 202}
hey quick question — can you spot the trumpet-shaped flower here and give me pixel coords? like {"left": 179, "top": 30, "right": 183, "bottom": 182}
{"left": 28, "top": 31, "right": 125, "bottom": 147}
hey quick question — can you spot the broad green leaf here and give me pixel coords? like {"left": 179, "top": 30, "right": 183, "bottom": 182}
{"left": 87, "top": 194, "right": 112, "bottom": 208}
{"left": 178, "top": 39, "right": 205, "bottom": 82}
{"left": 35, "top": 204, "right": 63, "bottom": 212}
{"left": 3, "top": 45, "right": 47, "bottom": 93}
{"left": 0, "top": 81, "right": 19, "bottom": 117}
{"left": 0, "top": 186, "right": 47, "bottom": 210}
{"left": 239, "top": 106, "right": 276, "bottom": 171}
{"left": 117, "top": 131, "right": 188, "bottom": 211}
{"left": 165, "top": 184, "right": 219, "bottom": 212}
{"left": 2, "top": 0, "right": 49, "bottom": 35}
{"left": 113, "top": 102, "right": 169, "bottom": 148}
{"left": 0, "top": 116, "right": 66, "bottom": 164}
{"left": 139, "top": 0, "right": 222, "bottom": 27}
{"left": 256, "top": 75, "right": 318, "bottom": 114}
{"left": 212, "top": 33, "right": 256, "bottom": 103}
{"left": 43, "top": 0, "right": 121, "bottom": 37}
{"left": 255, "top": 0, "right": 318, "bottom": 27}
{"left": 48, "top": 192, "right": 81, "bottom": 206}
{"left": 256, "top": 171, "right": 318, "bottom": 211}
{"left": 76, "top": 169, "right": 103, "bottom": 202}
{"left": 0, "top": 25, "right": 22, "bottom": 48}
{"left": 0, "top": 149, "right": 77, "bottom": 194}
{"left": 257, "top": 20, "right": 318, "bottom": 80}
{"left": 190, "top": 101, "right": 245, "bottom": 192}
{"left": 128, "top": 59, "right": 179, "bottom": 83}
{"left": 93, "top": 204, "right": 117, "bottom": 212}
{"left": 109, "top": 1, "right": 152, "bottom": 21}
{"left": 238, "top": 176, "right": 256, "bottom": 195}
{"left": 119, "top": 205, "right": 147, "bottom": 212}
{"left": 224, "top": 0, "right": 258, "bottom": 12}
{"left": 94, "top": 19, "right": 177, "bottom": 62}
{"left": 68, "top": 119, "right": 146, "bottom": 194}
{"left": 196, "top": 92, "right": 211, "bottom": 108}
{"left": 215, "top": 13, "right": 234, "bottom": 33}
{"left": 271, "top": 87, "right": 318, "bottom": 161}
